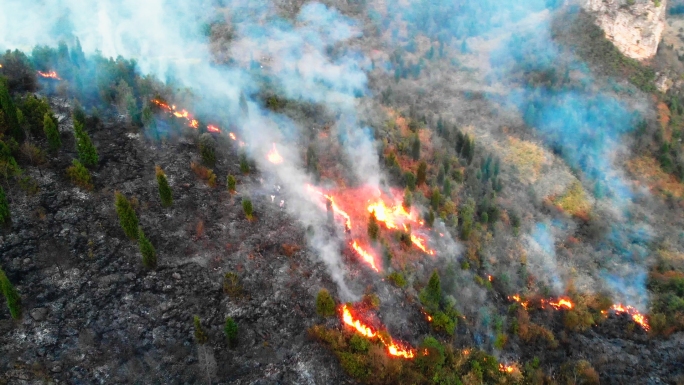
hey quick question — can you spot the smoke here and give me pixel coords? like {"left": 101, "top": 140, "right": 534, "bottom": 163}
{"left": 0, "top": 0, "right": 381, "bottom": 300}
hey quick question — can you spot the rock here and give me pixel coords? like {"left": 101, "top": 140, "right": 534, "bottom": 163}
{"left": 172, "top": 272, "right": 181, "bottom": 280}
{"left": 30, "top": 307, "right": 49, "bottom": 321}
{"left": 581, "top": 0, "right": 667, "bottom": 60}
{"left": 655, "top": 73, "right": 673, "bottom": 93}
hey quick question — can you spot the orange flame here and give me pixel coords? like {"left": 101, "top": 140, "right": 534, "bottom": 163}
{"left": 410, "top": 234, "right": 435, "bottom": 255}
{"left": 37, "top": 70, "right": 61, "bottom": 80}
{"left": 351, "top": 240, "right": 379, "bottom": 272}
{"left": 610, "top": 304, "right": 650, "bottom": 331}
{"left": 340, "top": 305, "right": 416, "bottom": 358}
{"left": 508, "top": 295, "right": 529, "bottom": 309}
{"left": 543, "top": 297, "right": 574, "bottom": 310}
{"left": 267, "top": 143, "right": 284, "bottom": 164}
{"left": 499, "top": 363, "right": 515, "bottom": 373}
{"left": 207, "top": 124, "right": 220, "bottom": 133}
{"left": 150, "top": 98, "right": 222, "bottom": 133}
{"left": 305, "top": 185, "right": 352, "bottom": 230}
{"left": 229, "top": 132, "right": 237, "bottom": 141}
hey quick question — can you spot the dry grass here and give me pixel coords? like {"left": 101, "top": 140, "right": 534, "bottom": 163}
{"left": 658, "top": 101, "right": 672, "bottom": 141}
{"left": 627, "top": 156, "right": 684, "bottom": 199}
{"left": 552, "top": 181, "right": 591, "bottom": 220}
{"left": 504, "top": 137, "right": 548, "bottom": 183}
{"left": 190, "top": 162, "right": 217, "bottom": 187}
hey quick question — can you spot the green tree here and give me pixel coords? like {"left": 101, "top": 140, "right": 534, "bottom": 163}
{"left": 0, "top": 186, "right": 10, "bottom": 225}
{"left": 239, "top": 152, "right": 250, "bottom": 174}
{"left": 426, "top": 209, "right": 435, "bottom": 228}
{"left": 66, "top": 159, "right": 93, "bottom": 190}
{"left": 193, "top": 315, "right": 209, "bottom": 344}
{"left": 0, "top": 267, "right": 21, "bottom": 319}
{"left": 242, "top": 197, "right": 253, "bottom": 220}
{"left": 155, "top": 166, "right": 173, "bottom": 207}
{"left": 411, "top": 134, "right": 421, "bottom": 161}
{"left": 404, "top": 171, "right": 416, "bottom": 191}
{"left": 316, "top": 288, "right": 336, "bottom": 317}
{"left": 115, "top": 192, "right": 139, "bottom": 239}
{"left": 43, "top": 112, "right": 61, "bottom": 150}
{"left": 443, "top": 178, "right": 452, "bottom": 197}
{"left": 460, "top": 198, "right": 475, "bottom": 240}
{"left": 138, "top": 228, "right": 157, "bottom": 268}
{"left": 425, "top": 270, "right": 441, "bottom": 308}
{"left": 0, "top": 77, "right": 22, "bottom": 140}
{"left": 416, "top": 161, "right": 427, "bottom": 186}
{"left": 224, "top": 317, "right": 238, "bottom": 346}
{"left": 73, "top": 121, "right": 98, "bottom": 167}
{"left": 368, "top": 210, "right": 380, "bottom": 240}
{"left": 226, "top": 174, "right": 236, "bottom": 193}
{"left": 198, "top": 133, "right": 216, "bottom": 166}
{"left": 402, "top": 189, "right": 412, "bottom": 210}
{"left": 430, "top": 188, "right": 441, "bottom": 211}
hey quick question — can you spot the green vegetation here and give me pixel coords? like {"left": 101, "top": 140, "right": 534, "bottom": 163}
{"left": 411, "top": 134, "right": 420, "bottom": 160}
{"left": 316, "top": 288, "right": 336, "bottom": 317}
{"left": 193, "top": 315, "right": 208, "bottom": 344}
{"left": 0, "top": 77, "right": 23, "bottom": 141}
{"left": 138, "top": 228, "right": 157, "bottom": 269}
{"left": 224, "top": 317, "right": 238, "bottom": 346}
{"left": 387, "top": 271, "right": 407, "bottom": 288}
{"left": 43, "top": 112, "right": 61, "bottom": 150}
{"left": 223, "top": 272, "right": 243, "bottom": 298}
{"left": 0, "top": 266, "right": 21, "bottom": 319}
{"left": 368, "top": 210, "right": 379, "bottom": 241}
{"left": 73, "top": 121, "right": 98, "bottom": 167}
{"left": 226, "top": 174, "right": 236, "bottom": 193}
{"left": 190, "top": 162, "right": 217, "bottom": 187}
{"left": 402, "top": 189, "right": 412, "bottom": 210}
{"left": 239, "top": 152, "right": 250, "bottom": 174}
{"left": 416, "top": 161, "right": 427, "bottom": 186}
{"left": 114, "top": 191, "right": 139, "bottom": 240}
{"left": 0, "top": 186, "right": 10, "bottom": 225}
{"left": 242, "top": 197, "right": 253, "bottom": 220}
{"left": 66, "top": 159, "right": 93, "bottom": 190}
{"left": 155, "top": 166, "right": 173, "bottom": 207}
{"left": 198, "top": 133, "right": 216, "bottom": 166}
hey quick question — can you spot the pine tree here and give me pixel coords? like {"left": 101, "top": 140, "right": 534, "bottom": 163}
{"left": 43, "top": 112, "right": 61, "bottom": 150}
{"left": 315, "top": 288, "right": 336, "bottom": 317}
{"left": 0, "top": 77, "right": 22, "bottom": 141}
{"left": 411, "top": 134, "right": 421, "bottom": 161}
{"left": 426, "top": 270, "right": 441, "bottom": 307}
{"left": 226, "top": 174, "right": 236, "bottom": 194}
{"left": 193, "top": 315, "right": 208, "bottom": 344}
{"left": 0, "top": 266, "right": 21, "bottom": 319}
{"left": 115, "top": 192, "right": 139, "bottom": 239}
{"left": 155, "top": 166, "right": 173, "bottom": 207}
{"left": 242, "top": 198, "right": 253, "bottom": 220}
{"left": 431, "top": 188, "right": 441, "bottom": 211}
{"left": 404, "top": 171, "right": 416, "bottom": 191}
{"left": 239, "top": 153, "right": 250, "bottom": 174}
{"left": 66, "top": 159, "right": 93, "bottom": 190}
{"left": 73, "top": 121, "right": 98, "bottom": 167}
{"left": 427, "top": 209, "right": 435, "bottom": 228}
{"left": 402, "top": 189, "right": 412, "bottom": 210}
{"left": 138, "top": 228, "right": 157, "bottom": 268}
{"left": 416, "top": 161, "right": 427, "bottom": 186}
{"left": 368, "top": 210, "right": 380, "bottom": 241}
{"left": 0, "top": 186, "right": 10, "bottom": 225}
{"left": 224, "top": 317, "right": 238, "bottom": 346}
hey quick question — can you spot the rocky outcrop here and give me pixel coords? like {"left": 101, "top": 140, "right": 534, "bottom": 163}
{"left": 581, "top": 0, "right": 667, "bottom": 60}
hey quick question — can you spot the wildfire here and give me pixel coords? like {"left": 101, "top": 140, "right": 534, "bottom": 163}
{"left": 267, "top": 143, "right": 284, "bottom": 164}
{"left": 151, "top": 98, "right": 222, "bottom": 133}
{"left": 305, "top": 185, "right": 352, "bottom": 230}
{"left": 351, "top": 240, "right": 379, "bottom": 272}
{"left": 543, "top": 297, "right": 574, "bottom": 310}
{"left": 499, "top": 363, "right": 515, "bottom": 373}
{"left": 609, "top": 304, "right": 650, "bottom": 331}
{"left": 229, "top": 132, "right": 237, "bottom": 141}
{"left": 508, "top": 295, "right": 529, "bottom": 309}
{"left": 340, "top": 305, "right": 416, "bottom": 359}
{"left": 37, "top": 70, "right": 61, "bottom": 80}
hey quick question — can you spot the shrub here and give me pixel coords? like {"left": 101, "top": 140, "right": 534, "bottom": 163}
{"left": 242, "top": 197, "right": 253, "bottom": 220}
{"left": 155, "top": 166, "right": 173, "bottom": 207}
{"left": 114, "top": 191, "right": 139, "bottom": 239}
{"left": 73, "top": 121, "right": 98, "bottom": 167}
{"left": 239, "top": 153, "right": 250, "bottom": 174}
{"left": 0, "top": 267, "right": 21, "bottom": 319}
{"left": 224, "top": 317, "right": 238, "bottom": 346}
{"left": 43, "top": 113, "right": 61, "bottom": 150}
{"left": 387, "top": 271, "right": 407, "bottom": 288}
{"left": 0, "top": 77, "right": 22, "bottom": 141}
{"left": 432, "top": 311, "right": 456, "bottom": 335}
{"left": 190, "top": 162, "right": 217, "bottom": 187}
{"left": 66, "top": 159, "right": 93, "bottom": 190}
{"left": 349, "top": 334, "right": 370, "bottom": 353}
{"left": 21, "top": 95, "right": 52, "bottom": 136}
{"left": 362, "top": 293, "right": 380, "bottom": 310}
{"left": 368, "top": 210, "right": 379, "bottom": 240}
{"left": 226, "top": 174, "right": 236, "bottom": 193}
{"left": 198, "top": 133, "right": 216, "bottom": 166}
{"left": 193, "top": 315, "right": 208, "bottom": 344}
{"left": 404, "top": 171, "right": 416, "bottom": 191}
{"left": 138, "top": 228, "right": 157, "bottom": 268}
{"left": 316, "top": 288, "right": 336, "bottom": 317}
{"left": 223, "top": 272, "right": 243, "bottom": 298}
{"left": 416, "top": 161, "right": 427, "bottom": 185}
{"left": 0, "top": 186, "right": 9, "bottom": 225}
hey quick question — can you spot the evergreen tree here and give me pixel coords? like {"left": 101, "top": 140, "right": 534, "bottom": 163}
{"left": 316, "top": 288, "right": 336, "bottom": 317}
{"left": 404, "top": 171, "right": 416, "bottom": 191}
{"left": 193, "top": 315, "right": 208, "bottom": 344}
{"left": 411, "top": 134, "right": 421, "bottom": 161}
{"left": 426, "top": 270, "right": 441, "bottom": 307}
{"left": 431, "top": 188, "right": 441, "bottom": 211}
{"left": 427, "top": 209, "right": 435, "bottom": 228}
{"left": 224, "top": 317, "right": 238, "bottom": 346}
{"left": 416, "top": 161, "right": 427, "bottom": 186}
{"left": 73, "top": 121, "right": 98, "bottom": 167}
{"left": 0, "top": 267, "right": 21, "bottom": 319}
{"left": 402, "top": 189, "right": 413, "bottom": 210}
{"left": 242, "top": 198, "right": 253, "bottom": 220}
{"left": 43, "top": 112, "right": 61, "bottom": 150}
{"left": 226, "top": 174, "right": 237, "bottom": 193}
{"left": 66, "top": 159, "right": 93, "bottom": 190}
{"left": 0, "top": 77, "right": 22, "bottom": 141}
{"left": 138, "top": 228, "right": 157, "bottom": 268}
{"left": 0, "top": 186, "right": 10, "bottom": 225}
{"left": 155, "top": 166, "right": 173, "bottom": 207}
{"left": 239, "top": 153, "right": 250, "bottom": 174}
{"left": 368, "top": 210, "right": 380, "bottom": 241}
{"left": 115, "top": 192, "right": 139, "bottom": 239}
{"left": 443, "top": 178, "right": 452, "bottom": 197}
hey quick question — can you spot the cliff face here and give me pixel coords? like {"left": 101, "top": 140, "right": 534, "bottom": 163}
{"left": 581, "top": 0, "right": 667, "bottom": 60}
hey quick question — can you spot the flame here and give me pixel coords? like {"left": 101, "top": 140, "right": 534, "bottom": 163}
{"left": 305, "top": 185, "right": 352, "bottom": 230}
{"left": 229, "top": 132, "right": 237, "bottom": 141}
{"left": 207, "top": 124, "right": 220, "bottom": 133}
{"left": 487, "top": 275, "right": 493, "bottom": 282}
{"left": 610, "top": 304, "right": 650, "bottom": 331}
{"left": 151, "top": 98, "right": 221, "bottom": 133}
{"left": 543, "top": 297, "right": 574, "bottom": 310}
{"left": 267, "top": 143, "right": 284, "bottom": 164}
{"left": 340, "top": 305, "right": 416, "bottom": 359}
{"left": 499, "top": 363, "right": 515, "bottom": 373}
{"left": 508, "top": 295, "right": 529, "bottom": 309}
{"left": 410, "top": 234, "right": 435, "bottom": 255}
{"left": 37, "top": 70, "right": 61, "bottom": 80}
{"left": 351, "top": 240, "right": 379, "bottom": 272}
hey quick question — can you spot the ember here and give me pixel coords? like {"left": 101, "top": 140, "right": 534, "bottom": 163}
{"left": 499, "top": 363, "right": 515, "bottom": 373}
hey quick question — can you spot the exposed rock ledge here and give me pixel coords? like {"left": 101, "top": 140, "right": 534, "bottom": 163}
{"left": 581, "top": 0, "right": 667, "bottom": 60}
